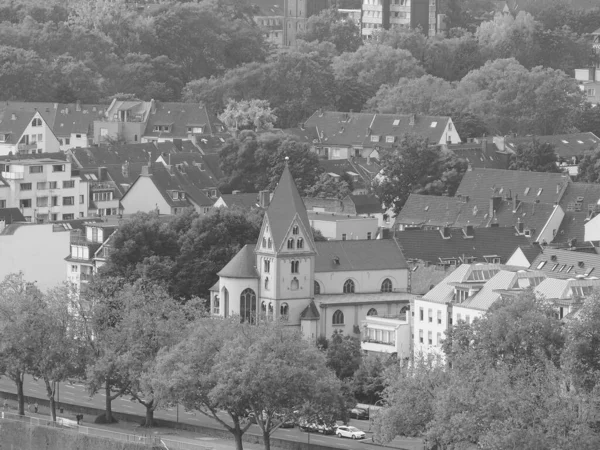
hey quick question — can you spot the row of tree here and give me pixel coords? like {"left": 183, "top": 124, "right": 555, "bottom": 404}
{"left": 373, "top": 292, "right": 600, "bottom": 448}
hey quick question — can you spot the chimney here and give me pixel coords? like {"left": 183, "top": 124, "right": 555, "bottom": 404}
{"left": 482, "top": 138, "right": 488, "bottom": 154}
{"left": 65, "top": 107, "right": 69, "bottom": 114}
{"left": 259, "top": 190, "right": 270, "bottom": 208}
{"left": 53, "top": 103, "right": 58, "bottom": 109}
{"left": 10, "top": 113, "right": 16, "bottom": 121}
{"left": 516, "top": 218, "right": 524, "bottom": 234}
{"left": 232, "top": 190, "right": 241, "bottom": 195}
{"left": 512, "top": 194, "right": 519, "bottom": 212}
{"left": 97, "top": 167, "right": 106, "bottom": 180}
{"left": 489, "top": 196, "right": 501, "bottom": 218}
{"left": 367, "top": 155, "right": 371, "bottom": 165}
{"left": 76, "top": 100, "right": 81, "bottom": 112}
{"left": 141, "top": 165, "right": 151, "bottom": 176}
{"left": 556, "top": 183, "right": 561, "bottom": 194}
{"left": 409, "top": 114, "right": 415, "bottom": 126}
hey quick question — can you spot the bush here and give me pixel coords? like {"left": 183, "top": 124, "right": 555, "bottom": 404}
{"left": 93, "top": 413, "right": 118, "bottom": 424}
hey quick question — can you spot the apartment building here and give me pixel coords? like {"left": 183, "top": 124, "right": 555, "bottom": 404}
{"left": 361, "top": 0, "right": 440, "bottom": 38}
{"left": 574, "top": 28, "right": 600, "bottom": 106}
{"left": 0, "top": 158, "right": 89, "bottom": 222}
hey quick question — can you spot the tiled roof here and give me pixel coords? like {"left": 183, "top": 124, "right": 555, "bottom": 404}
{"left": 421, "top": 264, "right": 474, "bottom": 304}
{"left": 456, "top": 168, "right": 570, "bottom": 207}
{"left": 217, "top": 244, "right": 258, "bottom": 278}
{"left": 555, "top": 182, "right": 600, "bottom": 244}
{"left": 394, "top": 227, "right": 537, "bottom": 264}
{"left": 0, "top": 208, "right": 25, "bottom": 223}
{"left": 250, "top": 0, "right": 284, "bottom": 16}
{"left": 504, "top": 133, "right": 600, "bottom": 159}
{"left": 158, "top": 152, "right": 221, "bottom": 192}
{"left": 535, "top": 278, "right": 600, "bottom": 301}
{"left": 396, "top": 194, "right": 481, "bottom": 228}
{"left": 314, "top": 239, "right": 407, "bottom": 272}
{"left": 300, "top": 301, "right": 320, "bottom": 320}
{"left": 0, "top": 152, "right": 67, "bottom": 161}
{"left": 308, "top": 211, "right": 376, "bottom": 222}
{"left": 282, "top": 127, "right": 319, "bottom": 144}
{"left": 195, "top": 135, "right": 228, "bottom": 154}
{"left": 529, "top": 248, "right": 600, "bottom": 279}
{"left": 347, "top": 194, "right": 381, "bottom": 215}
{"left": 304, "top": 111, "right": 452, "bottom": 148}
{"left": 265, "top": 164, "right": 313, "bottom": 251}
{"left": 446, "top": 141, "right": 510, "bottom": 170}
{"left": 315, "top": 292, "right": 414, "bottom": 305}
{"left": 148, "top": 163, "right": 215, "bottom": 207}
{"left": 0, "top": 109, "right": 37, "bottom": 142}
{"left": 219, "top": 193, "right": 260, "bottom": 209}
{"left": 70, "top": 143, "right": 162, "bottom": 167}
{"left": 202, "top": 153, "right": 225, "bottom": 181}
{"left": 143, "top": 102, "right": 226, "bottom": 139}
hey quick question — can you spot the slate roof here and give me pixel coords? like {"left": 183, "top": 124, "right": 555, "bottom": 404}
{"left": 530, "top": 248, "right": 600, "bottom": 279}
{"left": 394, "top": 227, "right": 538, "bottom": 265}
{"left": 250, "top": 0, "right": 284, "bottom": 16}
{"left": 0, "top": 109, "right": 37, "bottom": 143}
{"left": 282, "top": 127, "right": 319, "bottom": 144}
{"left": 219, "top": 193, "right": 260, "bottom": 209}
{"left": 504, "top": 133, "right": 600, "bottom": 159}
{"left": 555, "top": 182, "right": 600, "bottom": 244}
{"left": 446, "top": 141, "right": 510, "bottom": 170}
{"left": 535, "top": 278, "right": 600, "bottom": 301}
{"left": 265, "top": 163, "right": 313, "bottom": 251}
{"left": 70, "top": 143, "right": 161, "bottom": 168}
{"left": 0, "top": 208, "right": 25, "bottom": 223}
{"left": 422, "top": 264, "right": 479, "bottom": 304}
{"left": 217, "top": 244, "right": 258, "bottom": 278}
{"left": 158, "top": 152, "right": 221, "bottom": 192}
{"left": 314, "top": 239, "right": 407, "bottom": 272}
{"left": 304, "top": 111, "right": 452, "bottom": 148}
{"left": 143, "top": 102, "right": 226, "bottom": 140}
{"left": 202, "top": 153, "right": 225, "bottom": 181}
{"left": 347, "top": 194, "right": 382, "bottom": 215}
{"left": 303, "top": 197, "right": 356, "bottom": 215}
{"left": 147, "top": 163, "right": 215, "bottom": 208}
{"left": 300, "top": 301, "right": 320, "bottom": 320}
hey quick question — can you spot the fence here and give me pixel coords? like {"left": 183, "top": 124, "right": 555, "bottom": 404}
{"left": 0, "top": 412, "right": 212, "bottom": 450}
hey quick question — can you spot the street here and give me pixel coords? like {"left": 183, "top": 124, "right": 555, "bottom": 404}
{"left": 0, "top": 375, "right": 423, "bottom": 450}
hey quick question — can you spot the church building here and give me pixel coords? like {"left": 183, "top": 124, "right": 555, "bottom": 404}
{"left": 209, "top": 162, "right": 414, "bottom": 342}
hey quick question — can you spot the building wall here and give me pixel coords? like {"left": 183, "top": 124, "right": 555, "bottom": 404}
{"left": 19, "top": 114, "right": 61, "bottom": 154}
{"left": 213, "top": 276, "right": 260, "bottom": 319}
{"left": 121, "top": 176, "right": 172, "bottom": 215}
{"left": 0, "top": 224, "right": 71, "bottom": 292}
{"left": 538, "top": 205, "right": 565, "bottom": 244}
{"left": 412, "top": 298, "right": 448, "bottom": 357}
{"left": 315, "top": 268, "right": 408, "bottom": 295}
{"left": 506, "top": 247, "right": 534, "bottom": 268}
{"left": 585, "top": 214, "right": 600, "bottom": 241}
{"left": 438, "top": 119, "right": 461, "bottom": 144}
{"left": 93, "top": 121, "right": 146, "bottom": 145}
{"left": 310, "top": 217, "right": 378, "bottom": 240}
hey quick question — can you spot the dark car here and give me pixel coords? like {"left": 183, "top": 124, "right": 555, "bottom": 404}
{"left": 274, "top": 414, "right": 295, "bottom": 429}
{"left": 349, "top": 408, "right": 369, "bottom": 420}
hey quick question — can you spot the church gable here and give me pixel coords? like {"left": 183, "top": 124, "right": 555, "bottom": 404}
{"left": 256, "top": 217, "right": 275, "bottom": 254}
{"left": 278, "top": 214, "right": 314, "bottom": 254}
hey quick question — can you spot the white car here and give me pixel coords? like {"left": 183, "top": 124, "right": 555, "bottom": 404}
{"left": 336, "top": 425, "right": 366, "bottom": 440}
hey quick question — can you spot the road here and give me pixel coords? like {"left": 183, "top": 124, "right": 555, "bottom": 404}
{"left": 0, "top": 375, "right": 423, "bottom": 450}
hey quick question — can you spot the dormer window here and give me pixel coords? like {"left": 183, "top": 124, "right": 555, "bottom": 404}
{"left": 31, "top": 118, "right": 42, "bottom": 127}
{"left": 154, "top": 125, "right": 171, "bottom": 133}
{"left": 455, "top": 289, "right": 468, "bottom": 303}
{"left": 370, "top": 135, "right": 380, "bottom": 142}
{"left": 0, "top": 133, "right": 9, "bottom": 142}
{"left": 386, "top": 136, "right": 395, "bottom": 143}
{"left": 187, "top": 126, "right": 204, "bottom": 134}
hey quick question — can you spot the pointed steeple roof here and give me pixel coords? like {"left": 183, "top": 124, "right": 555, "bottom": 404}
{"left": 265, "top": 161, "right": 313, "bottom": 251}
{"left": 300, "top": 301, "right": 320, "bottom": 320}
{"left": 217, "top": 244, "right": 258, "bottom": 278}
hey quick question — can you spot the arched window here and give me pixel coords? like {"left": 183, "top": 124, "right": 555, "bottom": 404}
{"left": 291, "top": 277, "right": 299, "bottom": 290}
{"left": 261, "top": 301, "right": 267, "bottom": 313}
{"left": 381, "top": 278, "right": 393, "bottom": 293}
{"left": 291, "top": 260, "right": 299, "bottom": 273}
{"left": 213, "top": 295, "right": 220, "bottom": 315}
{"left": 268, "top": 303, "right": 274, "bottom": 320}
{"left": 367, "top": 308, "right": 377, "bottom": 316}
{"left": 264, "top": 259, "right": 270, "bottom": 273}
{"left": 240, "top": 288, "right": 257, "bottom": 324}
{"left": 287, "top": 238, "right": 294, "bottom": 249}
{"left": 262, "top": 237, "right": 266, "bottom": 248}
{"left": 314, "top": 281, "right": 321, "bottom": 295}
{"left": 293, "top": 225, "right": 299, "bottom": 235}
{"left": 222, "top": 287, "right": 229, "bottom": 318}
{"left": 280, "top": 302, "right": 289, "bottom": 319}
{"left": 268, "top": 238, "right": 272, "bottom": 249}
{"left": 297, "top": 238, "right": 304, "bottom": 249}
{"left": 264, "top": 277, "right": 269, "bottom": 290}
{"left": 332, "top": 310, "right": 344, "bottom": 325}
{"left": 343, "top": 279, "right": 355, "bottom": 293}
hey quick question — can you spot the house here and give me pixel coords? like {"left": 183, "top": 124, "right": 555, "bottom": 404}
{"left": 360, "top": 314, "right": 411, "bottom": 358}
{"left": 251, "top": 0, "right": 284, "bottom": 46}
{"left": 534, "top": 277, "right": 600, "bottom": 319}
{"left": 209, "top": 162, "right": 414, "bottom": 344}
{"left": 318, "top": 157, "right": 382, "bottom": 195}
{"left": 93, "top": 99, "right": 154, "bottom": 144}
{"left": 155, "top": 152, "right": 222, "bottom": 201}
{"left": 308, "top": 211, "right": 379, "bottom": 240}
{"left": 304, "top": 111, "right": 461, "bottom": 160}
{"left": 304, "top": 194, "right": 388, "bottom": 227}
{"left": 444, "top": 138, "right": 511, "bottom": 170}
{"left": 213, "top": 191, "right": 270, "bottom": 210}
{"left": 0, "top": 158, "right": 89, "bottom": 222}
{"left": 141, "top": 102, "right": 228, "bottom": 145}
{"left": 574, "top": 28, "right": 600, "bottom": 106}
{"left": 120, "top": 163, "right": 214, "bottom": 216}
{"left": 413, "top": 264, "right": 546, "bottom": 358}
{"left": 394, "top": 226, "right": 540, "bottom": 294}
{"left": 66, "top": 220, "right": 118, "bottom": 291}
{"left": 0, "top": 110, "right": 61, "bottom": 155}
{"left": 529, "top": 248, "right": 600, "bottom": 280}
{"left": 557, "top": 182, "right": 600, "bottom": 247}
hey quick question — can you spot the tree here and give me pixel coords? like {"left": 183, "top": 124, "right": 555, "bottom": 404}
{"left": 370, "top": 27, "right": 427, "bottom": 62}
{"left": 351, "top": 354, "right": 388, "bottom": 405}
{"left": 297, "top": 9, "right": 363, "bottom": 54}
{"left": 218, "top": 99, "right": 277, "bottom": 132}
{"left": 304, "top": 172, "right": 352, "bottom": 199}
{"left": 508, "top": 138, "right": 561, "bottom": 173}
{"left": 577, "top": 149, "right": 600, "bottom": 183}
{"left": 325, "top": 330, "right": 362, "bottom": 380}
{"left": 423, "top": 34, "right": 483, "bottom": 81}
{"left": 574, "top": 103, "right": 600, "bottom": 138}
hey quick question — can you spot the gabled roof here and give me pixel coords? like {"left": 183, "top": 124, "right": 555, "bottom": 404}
{"left": 219, "top": 193, "right": 260, "bottom": 209}
{"left": 555, "top": 182, "right": 600, "bottom": 244}
{"left": 304, "top": 111, "right": 374, "bottom": 147}
{"left": 265, "top": 163, "right": 313, "bottom": 251}
{"left": 395, "top": 227, "right": 537, "bottom": 265}
{"left": 446, "top": 141, "right": 510, "bottom": 170}
{"left": 303, "top": 197, "right": 356, "bottom": 215}
{"left": 315, "top": 239, "right": 407, "bottom": 272}
{"left": 300, "top": 301, "right": 320, "bottom": 320}
{"left": 69, "top": 143, "right": 161, "bottom": 168}
{"left": 144, "top": 102, "right": 226, "bottom": 139}
{"left": 369, "top": 114, "right": 451, "bottom": 147}
{"left": 251, "top": 0, "right": 284, "bottom": 16}
{"left": 217, "top": 244, "right": 258, "bottom": 278}
{"left": 0, "top": 109, "right": 37, "bottom": 142}
{"left": 530, "top": 248, "right": 600, "bottom": 279}
{"left": 347, "top": 194, "right": 381, "bottom": 215}
{"left": 282, "top": 127, "right": 319, "bottom": 144}
{"left": 535, "top": 278, "right": 600, "bottom": 301}
{"left": 504, "top": 133, "right": 600, "bottom": 159}
{"left": 157, "top": 152, "right": 221, "bottom": 190}
{"left": 0, "top": 208, "right": 25, "bottom": 223}
{"left": 146, "top": 163, "right": 214, "bottom": 208}
{"left": 202, "top": 153, "right": 226, "bottom": 181}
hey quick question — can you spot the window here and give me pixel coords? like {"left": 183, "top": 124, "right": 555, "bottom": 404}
{"left": 264, "top": 277, "right": 270, "bottom": 290}
{"left": 51, "top": 196, "right": 59, "bottom": 206}
{"left": 437, "top": 310, "right": 442, "bottom": 324}
{"left": 343, "top": 279, "right": 355, "bottom": 293}
{"left": 428, "top": 331, "right": 433, "bottom": 345}
{"left": 466, "top": 315, "right": 471, "bottom": 324}
{"left": 420, "top": 307, "right": 424, "bottom": 321}
{"left": 267, "top": 238, "right": 272, "bottom": 249}
{"left": 287, "top": 238, "right": 294, "bottom": 249}
{"left": 367, "top": 232, "right": 372, "bottom": 240}
{"left": 586, "top": 88, "right": 596, "bottom": 97}
{"left": 262, "top": 237, "right": 266, "bottom": 248}
{"left": 37, "top": 182, "right": 47, "bottom": 190}
{"left": 71, "top": 265, "right": 78, "bottom": 273}
{"left": 297, "top": 238, "right": 304, "bottom": 249}
{"left": 31, "top": 118, "right": 42, "bottom": 127}
{"left": 381, "top": 278, "right": 393, "bottom": 292}
{"left": 367, "top": 308, "right": 377, "bottom": 316}
{"left": 36, "top": 197, "right": 48, "bottom": 207}
{"left": 64, "top": 138, "right": 70, "bottom": 145}
{"left": 63, "top": 196, "right": 74, "bottom": 206}
{"left": 419, "top": 329, "right": 423, "bottom": 344}
{"left": 455, "top": 289, "right": 468, "bottom": 303}
{"left": 20, "top": 183, "right": 32, "bottom": 190}
{"left": 280, "top": 303, "right": 289, "bottom": 319}
{"left": 291, "top": 260, "right": 299, "bottom": 273}
{"left": 437, "top": 332, "right": 442, "bottom": 345}
{"left": 314, "top": 281, "right": 321, "bottom": 294}
{"left": 213, "top": 295, "right": 220, "bottom": 314}
{"left": 342, "top": 233, "right": 347, "bottom": 241}
{"left": 457, "top": 313, "right": 462, "bottom": 322}
{"left": 240, "top": 288, "right": 257, "bottom": 324}
{"left": 62, "top": 213, "right": 74, "bottom": 220}
{"left": 49, "top": 181, "right": 57, "bottom": 189}
{"left": 292, "top": 225, "right": 299, "bottom": 235}
{"left": 0, "top": 200, "right": 5, "bottom": 208}
{"left": 291, "top": 277, "right": 299, "bottom": 290}
{"left": 63, "top": 180, "right": 75, "bottom": 188}
{"left": 428, "top": 308, "right": 433, "bottom": 323}
{"left": 386, "top": 136, "right": 394, "bottom": 143}
{"left": 20, "top": 199, "right": 31, "bottom": 208}
{"left": 370, "top": 135, "right": 380, "bottom": 142}
{"left": 332, "top": 310, "right": 344, "bottom": 325}
{"left": 29, "top": 165, "right": 43, "bottom": 174}
{"left": 93, "top": 192, "right": 113, "bottom": 202}
{"left": 51, "top": 213, "right": 57, "bottom": 221}
{"left": 264, "top": 259, "right": 271, "bottom": 273}
{"left": 79, "top": 195, "right": 84, "bottom": 204}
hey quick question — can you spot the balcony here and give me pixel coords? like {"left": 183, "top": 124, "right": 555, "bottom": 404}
{"left": 1, "top": 171, "right": 24, "bottom": 180}
{"left": 361, "top": 340, "right": 398, "bottom": 354}
{"left": 17, "top": 143, "right": 37, "bottom": 152}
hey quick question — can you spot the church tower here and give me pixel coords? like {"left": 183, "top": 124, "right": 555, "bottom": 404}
{"left": 255, "top": 159, "right": 316, "bottom": 323}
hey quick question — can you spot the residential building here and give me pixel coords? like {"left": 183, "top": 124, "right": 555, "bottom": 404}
{"left": 318, "top": 158, "right": 381, "bottom": 195}
{"left": 361, "top": 0, "right": 440, "bottom": 38}
{"left": 0, "top": 110, "right": 61, "bottom": 156}
{"left": 0, "top": 158, "right": 89, "bottom": 222}
{"left": 394, "top": 226, "right": 540, "bottom": 294}
{"left": 0, "top": 207, "right": 25, "bottom": 232}
{"left": 283, "top": 0, "right": 329, "bottom": 47}
{"left": 93, "top": 99, "right": 154, "bottom": 145}
{"left": 574, "top": 28, "right": 600, "bottom": 106}
{"left": 213, "top": 191, "right": 271, "bottom": 210}
{"left": 0, "top": 220, "right": 97, "bottom": 292}
{"left": 252, "top": 0, "right": 285, "bottom": 45}
{"left": 444, "top": 138, "right": 511, "bottom": 170}
{"left": 209, "top": 162, "right": 414, "bottom": 343}
{"left": 338, "top": 8, "right": 361, "bottom": 26}
{"left": 534, "top": 277, "right": 600, "bottom": 319}
{"left": 308, "top": 211, "right": 379, "bottom": 240}
{"left": 304, "top": 111, "right": 461, "bottom": 160}
{"left": 66, "top": 221, "right": 117, "bottom": 291}
{"left": 360, "top": 314, "right": 411, "bottom": 358}
{"left": 529, "top": 248, "right": 600, "bottom": 280}
{"left": 557, "top": 182, "right": 600, "bottom": 248}
{"left": 120, "top": 163, "right": 214, "bottom": 216}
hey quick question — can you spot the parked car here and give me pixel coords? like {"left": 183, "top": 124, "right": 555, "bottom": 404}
{"left": 316, "top": 420, "right": 336, "bottom": 435}
{"left": 349, "top": 408, "right": 369, "bottom": 420}
{"left": 336, "top": 425, "right": 366, "bottom": 439}
{"left": 298, "top": 418, "right": 319, "bottom": 433}
{"left": 273, "top": 414, "right": 295, "bottom": 428}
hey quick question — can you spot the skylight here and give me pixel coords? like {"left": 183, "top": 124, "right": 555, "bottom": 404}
{"left": 561, "top": 140, "right": 569, "bottom": 144}
{"left": 536, "top": 261, "right": 546, "bottom": 269}
{"left": 578, "top": 140, "right": 584, "bottom": 144}
{"left": 524, "top": 187, "right": 530, "bottom": 195}
{"left": 393, "top": 119, "right": 400, "bottom": 126}
{"left": 430, "top": 122, "right": 437, "bottom": 128}
{"left": 537, "top": 188, "right": 543, "bottom": 196}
